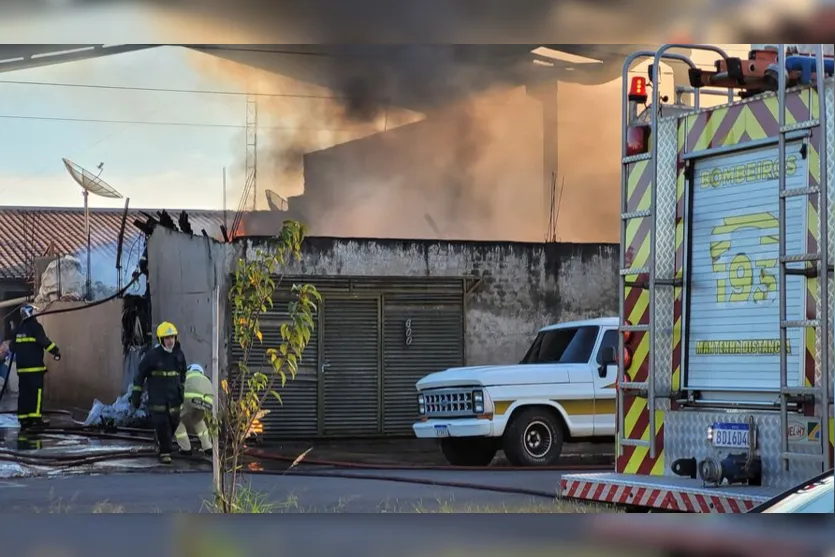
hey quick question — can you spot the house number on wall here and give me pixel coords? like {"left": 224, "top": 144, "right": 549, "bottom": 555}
{"left": 405, "top": 318, "right": 413, "bottom": 346}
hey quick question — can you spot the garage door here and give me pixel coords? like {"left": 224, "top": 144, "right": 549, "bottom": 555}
{"left": 686, "top": 140, "right": 809, "bottom": 391}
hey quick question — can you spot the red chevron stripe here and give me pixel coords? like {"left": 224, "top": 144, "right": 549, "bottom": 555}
{"left": 685, "top": 111, "right": 710, "bottom": 151}
{"left": 786, "top": 92, "right": 812, "bottom": 124}
{"left": 637, "top": 421, "right": 665, "bottom": 475}
{"left": 709, "top": 104, "right": 745, "bottom": 149}
{"left": 626, "top": 161, "right": 654, "bottom": 214}
{"left": 617, "top": 395, "right": 649, "bottom": 472}
{"left": 746, "top": 99, "right": 779, "bottom": 136}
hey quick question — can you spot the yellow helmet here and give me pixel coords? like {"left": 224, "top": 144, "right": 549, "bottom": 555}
{"left": 156, "top": 321, "right": 178, "bottom": 341}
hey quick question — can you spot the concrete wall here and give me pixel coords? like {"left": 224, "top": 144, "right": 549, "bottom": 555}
{"left": 147, "top": 227, "right": 230, "bottom": 378}
{"left": 241, "top": 237, "right": 619, "bottom": 365}
{"left": 39, "top": 299, "right": 124, "bottom": 410}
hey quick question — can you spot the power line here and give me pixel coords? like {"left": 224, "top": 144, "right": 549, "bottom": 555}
{"left": 0, "top": 113, "right": 367, "bottom": 132}
{"left": 0, "top": 79, "right": 350, "bottom": 100}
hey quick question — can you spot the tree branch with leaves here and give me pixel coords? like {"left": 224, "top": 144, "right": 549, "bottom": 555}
{"left": 209, "top": 220, "right": 321, "bottom": 513}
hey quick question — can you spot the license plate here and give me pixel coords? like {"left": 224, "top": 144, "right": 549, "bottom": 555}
{"left": 434, "top": 425, "right": 450, "bottom": 438}
{"left": 711, "top": 422, "right": 750, "bottom": 449}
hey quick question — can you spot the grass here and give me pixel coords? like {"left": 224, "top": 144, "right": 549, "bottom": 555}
{"left": 31, "top": 480, "right": 618, "bottom": 513}
{"left": 32, "top": 492, "right": 618, "bottom": 513}
{"left": 196, "top": 487, "right": 619, "bottom": 513}
{"left": 380, "top": 494, "right": 619, "bottom": 514}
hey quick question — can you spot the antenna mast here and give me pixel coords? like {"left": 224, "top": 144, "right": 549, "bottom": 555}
{"left": 246, "top": 95, "right": 258, "bottom": 211}
{"left": 61, "top": 158, "right": 124, "bottom": 301}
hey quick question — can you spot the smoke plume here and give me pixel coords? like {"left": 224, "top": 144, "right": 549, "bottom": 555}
{"left": 182, "top": 41, "right": 625, "bottom": 243}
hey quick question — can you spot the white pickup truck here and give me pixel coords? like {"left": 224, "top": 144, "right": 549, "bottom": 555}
{"left": 413, "top": 317, "right": 619, "bottom": 467}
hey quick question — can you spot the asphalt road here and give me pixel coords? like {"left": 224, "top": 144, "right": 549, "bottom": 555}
{"left": 0, "top": 468, "right": 587, "bottom": 513}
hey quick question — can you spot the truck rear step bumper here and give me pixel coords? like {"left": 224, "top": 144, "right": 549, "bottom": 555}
{"left": 560, "top": 472, "right": 782, "bottom": 513}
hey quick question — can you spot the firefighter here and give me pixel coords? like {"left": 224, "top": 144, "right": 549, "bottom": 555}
{"left": 174, "top": 363, "right": 214, "bottom": 457}
{"left": 11, "top": 304, "right": 60, "bottom": 430}
{"left": 131, "top": 321, "right": 187, "bottom": 464}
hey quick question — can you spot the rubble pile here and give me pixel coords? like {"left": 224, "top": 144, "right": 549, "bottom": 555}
{"left": 35, "top": 256, "right": 85, "bottom": 302}
{"left": 83, "top": 387, "right": 150, "bottom": 429}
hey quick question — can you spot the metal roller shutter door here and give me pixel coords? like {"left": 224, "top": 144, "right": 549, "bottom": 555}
{"left": 382, "top": 291, "right": 464, "bottom": 435}
{"left": 228, "top": 298, "right": 320, "bottom": 439}
{"left": 322, "top": 297, "right": 381, "bottom": 436}
{"left": 686, "top": 140, "right": 808, "bottom": 392}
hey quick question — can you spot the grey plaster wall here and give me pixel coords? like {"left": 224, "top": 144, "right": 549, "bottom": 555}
{"left": 241, "top": 237, "right": 619, "bottom": 365}
{"left": 147, "top": 227, "right": 230, "bottom": 378}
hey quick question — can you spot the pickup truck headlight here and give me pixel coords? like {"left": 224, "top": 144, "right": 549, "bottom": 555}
{"left": 473, "top": 389, "right": 484, "bottom": 413}
{"left": 417, "top": 393, "right": 426, "bottom": 415}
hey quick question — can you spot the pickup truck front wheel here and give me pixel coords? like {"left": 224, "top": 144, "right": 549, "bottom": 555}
{"left": 439, "top": 438, "right": 498, "bottom": 467}
{"left": 503, "top": 408, "right": 564, "bottom": 467}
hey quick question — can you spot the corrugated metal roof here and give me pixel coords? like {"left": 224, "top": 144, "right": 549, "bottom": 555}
{"left": 0, "top": 207, "right": 229, "bottom": 281}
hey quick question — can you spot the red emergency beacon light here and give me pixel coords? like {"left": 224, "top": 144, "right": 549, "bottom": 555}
{"left": 625, "top": 76, "right": 651, "bottom": 156}
{"left": 628, "top": 76, "right": 648, "bottom": 103}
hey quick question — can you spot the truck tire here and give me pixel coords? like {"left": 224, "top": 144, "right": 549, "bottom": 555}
{"left": 439, "top": 438, "right": 498, "bottom": 467}
{"left": 502, "top": 407, "right": 564, "bottom": 467}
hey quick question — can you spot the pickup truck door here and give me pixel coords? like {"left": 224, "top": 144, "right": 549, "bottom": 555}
{"left": 591, "top": 328, "right": 618, "bottom": 435}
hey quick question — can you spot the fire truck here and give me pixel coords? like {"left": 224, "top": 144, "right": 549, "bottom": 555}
{"left": 561, "top": 43, "right": 834, "bottom": 513}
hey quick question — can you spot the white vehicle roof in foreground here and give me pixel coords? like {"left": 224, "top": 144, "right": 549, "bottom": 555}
{"left": 539, "top": 316, "right": 618, "bottom": 332}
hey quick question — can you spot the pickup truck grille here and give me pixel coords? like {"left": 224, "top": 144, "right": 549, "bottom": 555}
{"left": 424, "top": 388, "right": 476, "bottom": 418}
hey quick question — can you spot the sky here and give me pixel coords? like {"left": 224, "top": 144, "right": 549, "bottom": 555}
{"left": 0, "top": 42, "right": 755, "bottom": 216}
{"left": 0, "top": 46, "right": 244, "bottom": 211}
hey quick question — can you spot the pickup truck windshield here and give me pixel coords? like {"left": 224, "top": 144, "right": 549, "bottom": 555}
{"left": 520, "top": 326, "right": 600, "bottom": 365}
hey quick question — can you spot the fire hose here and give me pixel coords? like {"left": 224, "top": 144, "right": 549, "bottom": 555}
{"left": 0, "top": 424, "right": 612, "bottom": 502}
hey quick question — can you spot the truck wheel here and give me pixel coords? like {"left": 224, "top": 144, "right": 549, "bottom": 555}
{"left": 502, "top": 408, "right": 564, "bottom": 467}
{"left": 439, "top": 438, "right": 498, "bottom": 467}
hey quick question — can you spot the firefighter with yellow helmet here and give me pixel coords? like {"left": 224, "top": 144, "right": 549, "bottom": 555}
{"left": 174, "top": 363, "right": 214, "bottom": 457}
{"left": 131, "top": 321, "right": 187, "bottom": 464}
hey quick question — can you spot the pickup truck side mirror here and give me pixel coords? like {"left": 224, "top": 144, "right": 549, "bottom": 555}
{"left": 602, "top": 346, "right": 617, "bottom": 366}
{"left": 598, "top": 346, "right": 617, "bottom": 378}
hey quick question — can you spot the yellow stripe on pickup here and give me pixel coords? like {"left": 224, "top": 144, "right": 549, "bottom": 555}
{"left": 493, "top": 399, "right": 616, "bottom": 417}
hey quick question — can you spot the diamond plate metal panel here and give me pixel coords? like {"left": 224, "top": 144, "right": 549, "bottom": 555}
{"left": 653, "top": 117, "right": 679, "bottom": 396}
{"left": 664, "top": 411, "right": 822, "bottom": 489}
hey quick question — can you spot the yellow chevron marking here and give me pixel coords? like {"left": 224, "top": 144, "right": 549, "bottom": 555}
{"left": 809, "top": 88, "right": 819, "bottom": 119}
{"left": 693, "top": 105, "right": 729, "bottom": 151}
{"left": 724, "top": 107, "right": 747, "bottom": 146}
{"left": 627, "top": 160, "right": 649, "bottom": 200}
{"left": 624, "top": 410, "right": 665, "bottom": 474}
{"left": 624, "top": 396, "right": 646, "bottom": 438}
{"left": 650, "top": 449, "right": 666, "bottom": 476}
{"left": 809, "top": 141, "right": 821, "bottom": 184}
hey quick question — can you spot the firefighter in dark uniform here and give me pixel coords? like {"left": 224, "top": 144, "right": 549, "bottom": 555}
{"left": 11, "top": 304, "right": 61, "bottom": 430}
{"left": 131, "top": 321, "right": 187, "bottom": 464}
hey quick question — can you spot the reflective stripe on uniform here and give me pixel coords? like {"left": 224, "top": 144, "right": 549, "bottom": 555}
{"left": 46, "top": 342, "right": 56, "bottom": 351}
{"left": 151, "top": 370, "right": 180, "bottom": 377}
{"left": 18, "top": 366, "right": 46, "bottom": 373}
{"left": 19, "top": 389, "right": 44, "bottom": 419}
{"left": 15, "top": 336, "right": 36, "bottom": 343}
{"left": 132, "top": 385, "right": 143, "bottom": 392}
{"left": 184, "top": 392, "right": 213, "bottom": 402}
{"left": 148, "top": 404, "right": 182, "bottom": 413}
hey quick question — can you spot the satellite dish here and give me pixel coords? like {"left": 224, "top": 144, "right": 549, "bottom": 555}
{"left": 61, "top": 158, "right": 125, "bottom": 301}
{"left": 62, "top": 158, "right": 123, "bottom": 199}
{"left": 265, "top": 189, "right": 289, "bottom": 212}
